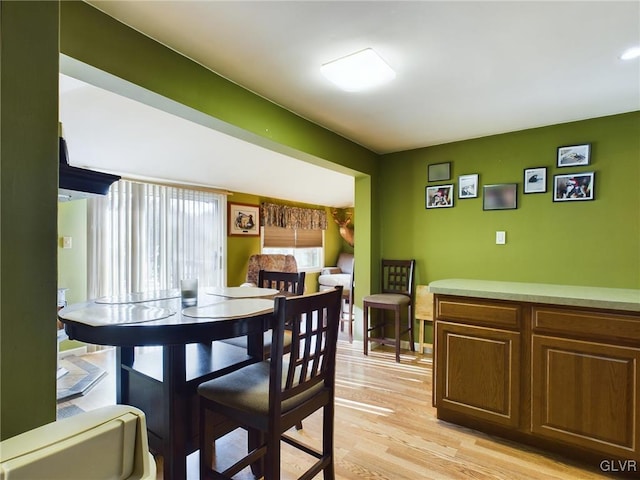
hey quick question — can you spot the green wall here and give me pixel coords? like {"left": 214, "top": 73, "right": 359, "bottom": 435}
{"left": 57, "top": 200, "right": 88, "bottom": 351}
{"left": 57, "top": 200, "right": 88, "bottom": 304}
{"left": 1, "top": 0, "right": 59, "bottom": 438}
{"left": 380, "top": 112, "right": 640, "bottom": 289}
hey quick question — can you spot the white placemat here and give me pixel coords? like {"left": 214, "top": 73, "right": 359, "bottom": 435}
{"left": 182, "top": 298, "right": 274, "bottom": 318}
{"left": 61, "top": 304, "right": 176, "bottom": 326}
{"left": 205, "top": 286, "right": 280, "bottom": 298}
{"left": 95, "top": 289, "right": 181, "bottom": 304}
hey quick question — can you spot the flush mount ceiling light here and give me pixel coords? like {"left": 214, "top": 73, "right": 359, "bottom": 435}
{"left": 321, "top": 48, "right": 396, "bottom": 92}
{"left": 620, "top": 46, "right": 640, "bottom": 60}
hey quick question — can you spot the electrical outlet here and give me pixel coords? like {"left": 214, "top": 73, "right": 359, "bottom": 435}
{"left": 496, "top": 231, "right": 506, "bottom": 245}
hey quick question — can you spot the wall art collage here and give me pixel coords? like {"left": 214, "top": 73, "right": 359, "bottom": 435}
{"left": 425, "top": 143, "right": 595, "bottom": 210}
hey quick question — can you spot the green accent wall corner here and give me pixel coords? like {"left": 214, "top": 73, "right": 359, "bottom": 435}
{"left": 1, "top": 0, "right": 59, "bottom": 438}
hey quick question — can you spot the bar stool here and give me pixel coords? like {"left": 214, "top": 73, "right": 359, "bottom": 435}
{"left": 363, "top": 259, "right": 416, "bottom": 362}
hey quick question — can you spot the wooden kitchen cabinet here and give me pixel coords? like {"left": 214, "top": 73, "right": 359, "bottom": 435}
{"left": 531, "top": 306, "right": 640, "bottom": 461}
{"left": 430, "top": 283, "right": 640, "bottom": 467}
{"left": 435, "top": 320, "right": 521, "bottom": 428}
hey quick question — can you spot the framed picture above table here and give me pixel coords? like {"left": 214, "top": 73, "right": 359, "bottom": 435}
{"left": 228, "top": 202, "right": 260, "bottom": 236}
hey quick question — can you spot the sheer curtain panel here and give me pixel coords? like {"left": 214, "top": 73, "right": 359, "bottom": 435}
{"left": 88, "top": 180, "right": 226, "bottom": 299}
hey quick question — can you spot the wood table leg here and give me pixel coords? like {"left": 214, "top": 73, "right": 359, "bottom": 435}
{"left": 116, "top": 346, "right": 134, "bottom": 404}
{"left": 162, "top": 344, "right": 187, "bottom": 480}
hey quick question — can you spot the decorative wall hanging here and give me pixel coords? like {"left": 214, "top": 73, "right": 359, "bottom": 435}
{"left": 458, "top": 174, "right": 479, "bottom": 199}
{"left": 557, "top": 144, "right": 591, "bottom": 167}
{"left": 553, "top": 172, "right": 595, "bottom": 202}
{"left": 483, "top": 184, "right": 518, "bottom": 210}
{"left": 426, "top": 184, "right": 454, "bottom": 208}
{"left": 428, "top": 162, "right": 451, "bottom": 182}
{"left": 523, "top": 167, "right": 547, "bottom": 194}
{"left": 228, "top": 202, "right": 260, "bottom": 236}
{"left": 330, "top": 208, "right": 354, "bottom": 247}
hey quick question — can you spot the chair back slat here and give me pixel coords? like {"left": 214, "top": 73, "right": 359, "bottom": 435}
{"left": 381, "top": 259, "right": 416, "bottom": 297}
{"left": 271, "top": 288, "right": 342, "bottom": 404}
{"left": 258, "top": 270, "right": 305, "bottom": 295}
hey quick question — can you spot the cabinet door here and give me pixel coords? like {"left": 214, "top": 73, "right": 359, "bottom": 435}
{"left": 435, "top": 321, "right": 521, "bottom": 428}
{"left": 532, "top": 335, "right": 640, "bottom": 461}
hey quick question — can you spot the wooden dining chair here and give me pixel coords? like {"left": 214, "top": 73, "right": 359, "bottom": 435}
{"left": 198, "top": 287, "right": 343, "bottom": 480}
{"left": 257, "top": 270, "right": 306, "bottom": 296}
{"left": 363, "top": 259, "right": 416, "bottom": 362}
{"left": 221, "top": 270, "right": 306, "bottom": 359}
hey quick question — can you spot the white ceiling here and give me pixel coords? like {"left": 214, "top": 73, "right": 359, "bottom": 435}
{"left": 59, "top": 74, "right": 356, "bottom": 207}
{"left": 62, "top": 1, "right": 640, "bottom": 206}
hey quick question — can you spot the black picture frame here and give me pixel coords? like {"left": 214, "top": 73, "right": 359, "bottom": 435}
{"left": 483, "top": 183, "right": 518, "bottom": 210}
{"left": 425, "top": 184, "right": 454, "bottom": 209}
{"left": 458, "top": 174, "right": 479, "bottom": 199}
{"left": 557, "top": 144, "right": 591, "bottom": 167}
{"left": 427, "top": 162, "right": 451, "bottom": 182}
{"left": 523, "top": 167, "right": 547, "bottom": 194}
{"left": 553, "top": 172, "right": 595, "bottom": 202}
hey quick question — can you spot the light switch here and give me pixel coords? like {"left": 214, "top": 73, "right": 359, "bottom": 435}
{"left": 496, "top": 231, "right": 506, "bottom": 245}
{"left": 62, "top": 236, "right": 73, "bottom": 249}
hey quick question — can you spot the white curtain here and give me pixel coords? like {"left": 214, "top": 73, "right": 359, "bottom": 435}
{"left": 88, "top": 180, "right": 226, "bottom": 298}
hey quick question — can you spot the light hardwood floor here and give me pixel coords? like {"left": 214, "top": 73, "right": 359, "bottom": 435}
{"left": 60, "top": 340, "right": 612, "bottom": 479}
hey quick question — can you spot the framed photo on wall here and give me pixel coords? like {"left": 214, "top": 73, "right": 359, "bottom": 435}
{"left": 458, "top": 174, "right": 479, "bottom": 198}
{"left": 523, "top": 167, "right": 547, "bottom": 194}
{"left": 483, "top": 183, "right": 518, "bottom": 210}
{"left": 557, "top": 144, "right": 590, "bottom": 167}
{"left": 553, "top": 172, "right": 595, "bottom": 202}
{"left": 228, "top": 202, "right": 260, "bottom": 236}
{"left": 427, "top": 162, "right": 451, "bottom": 182}
{"left": 426, "top": 184, "right": 454, "bottom": 208}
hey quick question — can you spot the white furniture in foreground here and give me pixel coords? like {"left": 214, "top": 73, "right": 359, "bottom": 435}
{"left": 0, "top": 405, "right": 156, "bottom": 480}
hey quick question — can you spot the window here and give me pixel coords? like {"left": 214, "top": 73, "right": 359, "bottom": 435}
{"left": 88, "top": 180, "right": 225, "bottom": 298}
{"left": 262, "top": 226, "right": 323, "bottom": 271}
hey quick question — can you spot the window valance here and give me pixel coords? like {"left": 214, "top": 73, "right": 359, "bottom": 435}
{"left": 261, "top": 202, "right": 327, "bottom": 230}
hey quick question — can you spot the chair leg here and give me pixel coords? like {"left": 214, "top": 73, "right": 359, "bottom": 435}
{"left": 394, "top": 307, "right": 401, "bottom": 363}
{"left": 199, "top": 404, "right": 214, "bottom": 479}
{"left": 408, "top": 305, "right": 415, "bottom": 352}
{"left": 264, "top": 427, "right": 280, "bottom": 480}
{"left": 348, "top": 299, "right": 354, "bottom": 343}
{"left": 363, "top": 303, "right": 369, "bottom": 356}
{"left": 248, "top": 428, "right": 265, "bottom": 478}
{"left": 322, "top": 401, "right": 336, "bottom": 479}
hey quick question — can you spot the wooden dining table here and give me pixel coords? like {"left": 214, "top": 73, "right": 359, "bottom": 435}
{"left": 58, "top": 286, "right": 280, "bottom": 480}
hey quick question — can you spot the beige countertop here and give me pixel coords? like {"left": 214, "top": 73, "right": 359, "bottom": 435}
{"left": 428, "top": 279, "right": 640, "bottom": 312}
